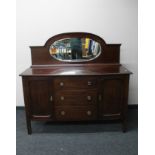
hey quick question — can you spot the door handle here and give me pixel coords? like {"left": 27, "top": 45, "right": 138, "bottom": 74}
{"left": 87, "top": 81, "right": 92, "bottom": 86}
{"left": 50, "top": 96, "right": 53, "bottom": 102}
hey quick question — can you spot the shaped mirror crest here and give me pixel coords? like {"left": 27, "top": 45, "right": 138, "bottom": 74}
{"left": 49, "top": 38, "right": 101, "bottom": 62}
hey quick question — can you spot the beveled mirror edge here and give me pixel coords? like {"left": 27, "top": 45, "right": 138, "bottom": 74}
{"left": 49, "top": 36, "right": 102, "bottom": 62}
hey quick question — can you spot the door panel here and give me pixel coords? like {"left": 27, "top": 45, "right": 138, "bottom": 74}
{"left": 28, "top": 80, "right": 51, "bottom": 117}
{"left": 100, "top": 78, "right": 123, "bottom": 118}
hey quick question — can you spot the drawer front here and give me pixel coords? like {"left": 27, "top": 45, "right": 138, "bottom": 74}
{"left": 55, "top": 90, "right": 97, "bottom": 106}
{"left": 55, "top": 106, "right": 97, "bottom": 121}
{"left": 54, "top": 77, "right": 97, "bottom": 90}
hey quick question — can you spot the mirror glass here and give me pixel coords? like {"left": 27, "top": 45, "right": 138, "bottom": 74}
{"left": 49, "top": 38, "right": 101, "bottom": 62}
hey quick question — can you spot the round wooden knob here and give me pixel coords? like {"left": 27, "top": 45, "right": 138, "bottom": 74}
{"left": 87, "top": 110, "right": 92, "bottom": 116}
{"left": 61, "top": 111, "right": 65, "bottom": 116}
{"left": 60, "top": 82, "right": 64, "bottom": 86}
{"left": 61, "top": 96, "right": 64, "bottom": 100}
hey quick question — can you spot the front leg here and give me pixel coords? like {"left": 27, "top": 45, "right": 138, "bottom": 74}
{"left": 26, "top": 116, "right": 32, "bottom": 135}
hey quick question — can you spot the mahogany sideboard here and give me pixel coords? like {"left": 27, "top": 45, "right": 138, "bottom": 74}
{"left": 20, "top": 32, "right": 132, "bottom": 134}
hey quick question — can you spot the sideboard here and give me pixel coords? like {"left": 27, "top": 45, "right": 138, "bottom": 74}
{"left": 20, "top": 32, "right": 132, "bottom": 134}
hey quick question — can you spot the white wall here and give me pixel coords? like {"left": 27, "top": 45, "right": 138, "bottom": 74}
{"left": 16, "top": 0, "right": 138, "bottom": 106}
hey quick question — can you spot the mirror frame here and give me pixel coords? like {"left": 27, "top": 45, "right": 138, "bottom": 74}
{"left": 44, "top": 32, "right": 106, "bottom": 63}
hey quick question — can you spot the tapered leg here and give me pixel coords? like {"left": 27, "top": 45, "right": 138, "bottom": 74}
{"left": 22, "top": 79, "right": 32, "bottom": 134}
{"left": 26, "top": 117, "right": 32, "bottom": 135}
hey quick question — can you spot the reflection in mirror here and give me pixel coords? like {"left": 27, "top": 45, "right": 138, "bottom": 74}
{"left": 49, "top": 38, "right": 101, "bottom": 62}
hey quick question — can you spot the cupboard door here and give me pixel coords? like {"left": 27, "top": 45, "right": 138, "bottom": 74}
{"left": 100, "top": 78, "right": 124, "bottom": 119}
{"left": 28, "top": 79, "right": 52, "bottom": 119}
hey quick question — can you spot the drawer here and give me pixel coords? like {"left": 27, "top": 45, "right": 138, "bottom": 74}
{"left": 55, "top": 90, "right": 97, "bottom": 106}
{"left": 54, "top": 77, "right": 97, "bottom": 90}
{"left": 55, "top": 106, "right": 97, "bottom": 121}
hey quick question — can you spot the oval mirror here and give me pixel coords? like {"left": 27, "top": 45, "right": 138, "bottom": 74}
{"left": 49, "top": 38, "right": 101, "bottom": 62}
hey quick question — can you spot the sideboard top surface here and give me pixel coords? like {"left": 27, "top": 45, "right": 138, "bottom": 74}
{"left": 20, "top": 65, "right": 132, "bottom": 77}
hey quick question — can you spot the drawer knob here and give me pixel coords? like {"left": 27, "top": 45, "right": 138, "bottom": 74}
{"left": 87, "top": 81, "right": 92, "bottom": 86}
{"left": 87, "top": 110, "right": 92, "bottom": 116}
{"left": 61, "top": 111, "right": 65, "bottom": 116}
{"left": 60, "top": 82, "right": 64, "bottom": 86}
{"left": 61, "top": 96, "right": 64, "bottom": 100}
{"left": 87, "top": 96, "right": 92, "bottom": 101}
